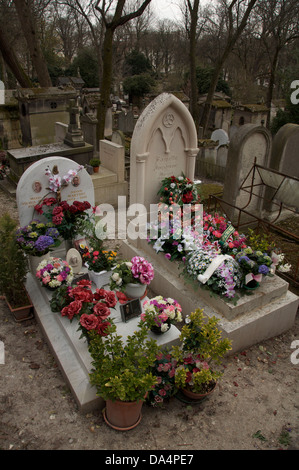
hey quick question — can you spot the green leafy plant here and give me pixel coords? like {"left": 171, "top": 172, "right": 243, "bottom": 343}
{"left": 89, "top": 158, "right": 101, "bottom": 167}
{"left": 0, "top": 213, "right": 29, "bottom": 308}
{"left": 88, "top": 318, "right": 160, "bottom": 402}
{"left": 172, "top": 309, "right": 232, "bottom": 394}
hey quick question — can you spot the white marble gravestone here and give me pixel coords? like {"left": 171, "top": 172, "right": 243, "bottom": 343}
{"left": 16, "top": 156, "right": 94, "bottom": 226}
{"left": 130, "top": 93, "right": 198, "bottom": 210}
{"left": 211, "top": 129, "right": 229, "bottom": 149}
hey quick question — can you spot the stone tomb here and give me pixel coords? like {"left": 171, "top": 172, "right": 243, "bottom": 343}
{"left": 16, "top": 156, "right": 94, "bottom": 226}
{"left": 121, "top": 96, "right": 298, "bottom": 354}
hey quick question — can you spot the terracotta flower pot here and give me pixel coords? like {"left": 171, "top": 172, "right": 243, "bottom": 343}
{"left": 103, "top": 397, "right": 145, "bottom": 431}
{"left": 182, "top": 381, "right": 217, "bottom": 401}
{"left": 93, "top": 166, "right": 99, "bottom": 173}
{"left": 5, "top": 291, "right": 34, "bottom": 323}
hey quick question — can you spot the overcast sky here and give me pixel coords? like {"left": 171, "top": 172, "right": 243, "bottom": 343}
{"left": 151, "top": 0, "right": 182, "bottom": 21}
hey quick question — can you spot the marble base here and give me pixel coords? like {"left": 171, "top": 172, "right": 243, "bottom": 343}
{"left": 120, "top": 239, "right": 299, "bottom": 354}
{"left": 25, "top": 270, "right": 180, "bottom": 413}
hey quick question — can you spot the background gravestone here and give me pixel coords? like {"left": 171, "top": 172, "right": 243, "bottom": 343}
{"left": 130, "top": 93, "right": 198, "bottom": 210}
{"left": 263, "top": 123, "right": 299, "bottom": 214}
{"left": 16, "top": 156, "right": 94, "bottom": 226}
{"left": 211, "top": 129, "right": 229, "bottom": 149}
{"left": 222, "top": 124, "right": 271, "bottom": 222}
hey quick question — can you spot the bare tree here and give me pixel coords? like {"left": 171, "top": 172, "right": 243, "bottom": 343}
{"left": 199, "top": 0, "right": 258, "bottom": 136}
{"left": 256, "top": 0, "right": 299, "bottom": 127}
{"left": 95, "top": 0, "right": 152, "bottom": 141}
{"left": 13, "top": 0, "right": 52, "bottom": 87}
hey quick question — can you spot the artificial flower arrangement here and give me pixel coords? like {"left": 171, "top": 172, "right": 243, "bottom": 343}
{"left": 52, "top": 279, "right": 117, "bottom": 341}
{"left": 109, "top": 256, "right": 154, "bottom": 292}
{"left": 83, "top": 247, "right": 118, "bottom": 273}
{"left": 140, "top": 296, "right": 183, "bottom": 334}
{"left": 35, "top": 198, "right": 91, "bottom": 241}
{"left": 147, "top": 218, "right": 201, "bottom": 262}
{"left": 235, "top": 247, "right": 273, "bottom": 287}
{"left": 16, "top": 220, "right": 61, "bottom": 256}
{"left": 36, "top": 257, "right": 73, "bottom": 289}
{"left": 202, "top": 212, "right": 247, "bottom": 255}
{"left": 44, "top": 164, "right": 84, "bottom": 197}
{"left": 172, "top": 309, "right": 232, "bottom": 397}
{"left": 157, "top": 174, "right": 200, "bottom": 206}
{"left": 147, "top": 352, "right": 177, "bottom": 407}
{"left": 184, "top": 246, "right": 243, "bottom": 299}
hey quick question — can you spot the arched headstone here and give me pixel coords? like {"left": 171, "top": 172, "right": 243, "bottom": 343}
{"left": 16, "top": 156, "right": 94, "bottom": 226}
{"left": 130, "top": 93, "right": 198, "bottom": 210}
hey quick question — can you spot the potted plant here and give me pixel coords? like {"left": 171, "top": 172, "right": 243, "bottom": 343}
{"left": 36, "top": 257, "right": 73, "bottom": 290}
{"left": 83, "top": 247, "right": 118, "bottom": 289}
{"left": 172, "top": 308, "right": 232, "bottom": 401}
{"left": 109, "top": 256, "right": 154, "bottom": 299}
{"left": 140, "top": 296, "right": 183, "bottom": 335}
{"left": 16, "top": 219, "right": 61, "bottom": 272}
{"left": 88, "top": 318, "right": 160, "bottom": 430}
{"left": 235, "top": 247, "right": 273, "bottom": 289}
{"left": 0, "top": 214, "right": 33, "bottom": 322}
{"left": 89, "top": 158, "right": 101, "bottom": 173}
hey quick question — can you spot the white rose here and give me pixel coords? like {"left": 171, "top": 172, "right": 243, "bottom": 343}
{"left": 112, "top": 272, "right": 120, "bottom": 281}
{"left": 161, "top": 323, "right": 169, "bottom": 333}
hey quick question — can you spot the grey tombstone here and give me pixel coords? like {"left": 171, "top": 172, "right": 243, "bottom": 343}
{"left": 16, "top": 156, "right": 94, "bottom": 226}
{"left": 130, "top": 93, "right": 198, "bottom": 210}
{"left": 222, "top": 124, "right": 271, "bottom": 222}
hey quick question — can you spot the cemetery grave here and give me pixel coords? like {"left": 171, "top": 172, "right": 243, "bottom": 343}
{"left": 0, "top": 92, "right": 298, "bottom": 438}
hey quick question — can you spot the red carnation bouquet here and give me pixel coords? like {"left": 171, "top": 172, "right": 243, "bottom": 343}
{"left": 59, "top": 279, "right": 117, "bottom": 340}
{"left": 35, "top": 198, "right": 91, "bottom": 240}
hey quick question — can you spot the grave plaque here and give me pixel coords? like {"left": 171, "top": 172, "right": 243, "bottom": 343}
{"left": 120, "top": 299, "right": 142, "bottom": 323}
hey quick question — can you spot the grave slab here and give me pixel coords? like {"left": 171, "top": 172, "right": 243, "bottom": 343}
{"left": 120, "top": 239, "right": 298, "bottom": 354}
{"left": 25, "top": 268, "right": 180, "bottom": 413}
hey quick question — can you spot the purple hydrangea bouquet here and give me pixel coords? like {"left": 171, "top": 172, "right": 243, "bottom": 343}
{"left": 16, "top": 220, "right": 61, "bottom": 256}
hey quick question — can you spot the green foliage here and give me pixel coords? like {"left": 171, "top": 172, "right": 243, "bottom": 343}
{"left": 270, "top": 98, "right": 299, "bottom": 134}
{"left": 195, "top": 66, "right": 231, "bottom": 96}
{"left": 246, "top": 228, "right": 276, "bottom": 253}
{"left": 49, "top": 284, "right": 73, "bottom": 312}
{"left": 123, "top": 73, "right": 155, "bottom": 98}
{"left": 89, "top": 158, "right": 101, "bottom": 167}
{"left": 88, "top": 319, "right": 160, "bottom": 402}
{"left": 175, "top": 309, "right": 232, "bottom": 362}
{"left": 67, "top": 47, "right": 99, "bottom": 88}
{"left": 124, "top": 50, "right": 152, "bottom": 76}
{"left": 0, "top": 214, "right": 29, "bottom": 307}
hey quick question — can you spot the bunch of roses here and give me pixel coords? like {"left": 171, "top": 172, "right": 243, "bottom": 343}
{"left": 157, "top": 174, "right": 200, "bottom": 206}
{"left": 203, "top": 212, "right": 247, "bottom": 255}
{"left": 16, "top": 219, "right": 60, "bottom": 256}
{"left": 141, "top": 296, "right": 183, "bottom": 333}
{"left": 184, "top": 247, "right": 243, "bottom": 299}
{"left": 35, "top": 198, "right": 91, "bottom": 240}
{"left": 60, "top": 279, "right": 117, "bottom": 339}
{"left": 147, "top": 352, "right": 177, "bottom": 406}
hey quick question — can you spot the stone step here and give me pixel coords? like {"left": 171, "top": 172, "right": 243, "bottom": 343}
{"left": 91, "top": 167, "right": 117, "bottom": 187}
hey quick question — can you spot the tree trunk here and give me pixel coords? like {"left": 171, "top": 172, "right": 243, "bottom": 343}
{"left": 189, "top": 0, "right": 200, "bottom": 130}
{"left": 0, "top": 25, "right": 33, "bottom": 88}
{"left": 97, "top": 27, "right": 114, "bottom": 143}
{"left": 13, "top": 0, "right": 52, "bottom": 87}
{"left": 265, "top": 46, "right": 280, "bottom": 129}
{"left": 199, "top": 0, "right": 258, "bottom": 137}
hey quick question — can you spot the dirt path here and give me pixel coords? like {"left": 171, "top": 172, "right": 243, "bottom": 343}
{"left": 0, "top": 189, "right": 298, "bottom": 451}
